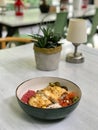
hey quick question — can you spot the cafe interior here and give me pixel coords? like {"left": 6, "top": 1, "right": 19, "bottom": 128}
{"left": 0, "top": 0, "right": 98, "bottom": 130}
{"left": 0, "top": 0, "right": 97, "bottom": 49}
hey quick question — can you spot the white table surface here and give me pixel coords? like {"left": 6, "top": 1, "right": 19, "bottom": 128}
{"left": 0, "top": 43, "right": 98, "bottom": 130}
{"left": 0, "top": 8, "right": 56, "bottom": 27}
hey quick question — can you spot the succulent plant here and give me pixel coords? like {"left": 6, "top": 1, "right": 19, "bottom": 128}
{"left": 29, "top": 27, "right": 62, "bottom": 48}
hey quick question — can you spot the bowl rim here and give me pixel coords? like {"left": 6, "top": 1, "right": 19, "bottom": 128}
{"left": 16, "top": 76, "right": 82, "bottom": 110}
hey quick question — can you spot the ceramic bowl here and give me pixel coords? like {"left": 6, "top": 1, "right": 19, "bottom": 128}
{"left": 16, "top": 77, "right": 82, "bottom": 120}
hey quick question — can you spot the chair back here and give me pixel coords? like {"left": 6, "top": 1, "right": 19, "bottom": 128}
{"left": 0, "top": 37, "right": 33, "bottom": 49}
{"left": 86, "top": 8, "right": 98, "bottom": 47}
{"left": 53, "top": 11, "right": 68, "bottom": 37}
{"left": 89, "top": 8, "right": 98, "bottom": 37}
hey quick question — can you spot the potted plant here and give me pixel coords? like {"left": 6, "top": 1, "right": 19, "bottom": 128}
{"left": 39, "top": 0, "right": 50, "bottom": 13}
{"left": 30, "top": 27, "right": 62, "bottom": 71}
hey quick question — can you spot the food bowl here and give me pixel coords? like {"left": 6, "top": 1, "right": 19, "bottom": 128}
{"left": 16, "top": 77, "right": 82, "bottom": 120}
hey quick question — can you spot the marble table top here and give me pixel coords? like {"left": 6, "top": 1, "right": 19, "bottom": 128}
{"left": 0, "top": 43, "right": 98, "bottom": 130}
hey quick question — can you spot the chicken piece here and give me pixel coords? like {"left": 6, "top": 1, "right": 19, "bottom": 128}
{"left": 42, "top": 85, "right": 67, "bottom": 102}
{"left": 28, "top": 93, "right": 52, "bottom": 108}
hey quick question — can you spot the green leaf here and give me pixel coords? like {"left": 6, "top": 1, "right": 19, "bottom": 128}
{"left": 28, "top": 27, "right": 62, "bottom": 48}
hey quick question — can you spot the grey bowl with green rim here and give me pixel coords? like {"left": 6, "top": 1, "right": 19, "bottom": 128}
{"left": 16, "top": 77, "right": 82, "bottom": 120}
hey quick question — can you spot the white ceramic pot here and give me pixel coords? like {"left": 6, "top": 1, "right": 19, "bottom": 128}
{"left": 33, "top": 45, "right": 62, "bottom": 71}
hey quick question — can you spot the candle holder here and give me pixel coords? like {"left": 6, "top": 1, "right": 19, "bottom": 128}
{"left": 14, "top": 0, "right": 24, "bottom": 16}
{"left": 66, "top": 43, "right": 84, "bottom": 63}
{"left": 66, "top": 18, "right": 87, "bottom": 63}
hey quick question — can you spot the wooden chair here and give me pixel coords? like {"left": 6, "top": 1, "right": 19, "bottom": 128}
{"left": 0, "top": 37, "right": 36, "bottom": 49}
{"left": 85, "top": 8, "right": 98, "bottom": 47}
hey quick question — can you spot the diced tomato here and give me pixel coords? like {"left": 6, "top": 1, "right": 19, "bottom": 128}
{"left": 21, "top": 90, "right": 36, "bottom": 104}
{"left": 58, "top": 99, "right": 68, "bottom": 107}
{"left": 67, "top": 92, "right": 76, "bottom": 99}
{"left": 61, "top": 101, "right": 68, "bottom": 107}
{"left": 58, "top": 92, "right": 77, "bottom": 107}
